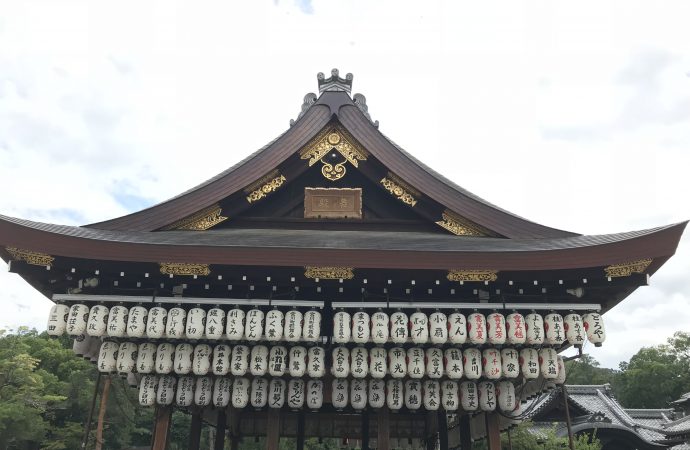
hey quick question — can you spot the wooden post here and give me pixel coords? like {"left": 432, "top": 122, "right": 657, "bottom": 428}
{"left": 81, "top": 372, "right": 102, "bottom": 449}
{"left": 215, "top": 410, "right": 227, "bottom": 450}
{"left": 459, "top": 415, "right": 472, "bottom": 450}
{"left": 425, "top": 410, "right": 438, "bottom": 450}
{"left": 437, "top": 410, "right": 449, "bottom": 450}
{"left": 485, "top": 413, "right": 501, "bottom": 450}
{"left": 189, "top": 410, "right": 203, "bottom": 450}
{"left": 377, "top": 407, "right": 390, "bottom": 450}
{"left": 94, "top": 376, "right": 111, "bottom": 450}
{"left": 151, "top": 405, "right": 173, "bottom": 450}
{"left": 296, "top": 411, "right": 306, "bottom": 450}
{"left": 266, "top": 408, "right": 281, "bottom": 450}
{"left": 563, "top": 385, "right": 576, "bottom": 450}
{"left": 362, "top": 410, "right": 370, "bottom": 450}
{"left": 228, "top": 406, "right": 241, "bottom": 450}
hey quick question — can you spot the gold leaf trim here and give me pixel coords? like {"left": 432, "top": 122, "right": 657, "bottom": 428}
{"left": 5, "top": 247, "right": 54, "bottom": 266}
{"left": 604, "top": 259, "right": 652, "bottom": 278}
{"left": 435, "top": 209, "right": 493, "bottom": 237}
{"left": 380, "top": 173, "right": 419, "bottom": 207}
{"left": 304, "top": 266, "right": 354, "bottom": 280}
{"left": 299, "top": 126, "right": 368, "bottom": 181}
{"left": 244, "top": 170, "right": 287, "bottom": 203}
{"left": 159, "top": 263, "right": 211, "bottom": 276}
{"left": 447, "top": 269, "right": 498, "bottom": 282}
{"left": 161, "top": 204, "right": 228, "bottom": 231}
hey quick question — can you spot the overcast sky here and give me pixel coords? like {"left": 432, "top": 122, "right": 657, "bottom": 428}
{"left": 1, "top": 0, "right": 689, "bottom": 368}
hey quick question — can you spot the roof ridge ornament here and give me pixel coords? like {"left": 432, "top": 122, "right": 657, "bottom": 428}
{"left": 317, "top": 68, "right": 353, "bottom": 94}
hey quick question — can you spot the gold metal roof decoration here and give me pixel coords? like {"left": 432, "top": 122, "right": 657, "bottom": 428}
{"left": 245, "top": 170, "right": 287, "bottom": 203}
{"left": 304, "top": 266, "right": 355, "bottom": 280}
{"left": 5, "top": 246, "right": 54, "bottom": 266}
{"left": 447, "top": 269, "right": 498, "bottom": 282}
{"left": 604, "top": 259, "right": 652, "bottom": 278}
{"left": 162, "top": 204, "right": 228, "bottom": 231}
{"left": 380, "top": 172, "right": 419, "bottom": 207}
{"left": 436, "top": 209, "right": 491, "bottom": 237}
{"left": 159, "top": 263, "right": 211, "bottom": 276}
{"left": 299, "top": 127, "right": 368, "bottom": 182}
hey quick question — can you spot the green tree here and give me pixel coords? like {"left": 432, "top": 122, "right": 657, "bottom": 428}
{"left": 471, "top": 420, "right": 601, "bottom": 450}
{"left": 563, "top": 354, "right": 617, "bottom": 386}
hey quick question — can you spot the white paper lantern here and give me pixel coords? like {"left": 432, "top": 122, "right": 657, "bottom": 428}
{"left": 429, "top": 312, "right": 448, "bottom": 344}
{"left": 460, "top": 381, "right": 478, "bottom": 411}
{"left": 467, "top": 312, "right": 487, "bottom": 345}
{"left": 505, "top": 312, "right": 526, "bottom": 345}
{"left": 146, "top": 306, "right": 167, "bottom": 339}
{"left": 478, "top": 381, "right": 497, "bottom": 411}
{"left": 213, "top": 377, "right": 232, "bottom": 408}
{"left": 232, "top": 377, "right": 250, "bottom": 408}
{"left": 176, "top": 376, "right": 194, "bottom": 407}
{"left": 185, "top": 307, "right": 206, "bottom": 340}
{"left": 386, "top": 379, "right": 404, "bottom": 410}
{"left": 555, "top": 356, "right": 567, "bottom": 385}
{"left": 195, "top": 376, "right": 213, "bottom": 407}
{"left": 212, "top": 344, "right": 231, "bottom": 376}
{"left": 193, "top": 344, "right": 212, "bottom": 375}
{"left": 404, "top": 380, "right": 422, "bottom": 410}
{"left": 448, "top": 312, "right": 467, "bottom": 344}
{"left": 426, "top": 347, "right": 444, "bottom": 379}
{"left": 487, "top": 313, "right": 506, "bottom": 345}
{"left": 564, "top": 313, "right": 586, "bottom": 347}
{"left": 544, "top": 313, "right": 566, "bottom": 346}
{"left": 369, "top": 347, "right": 387, "bottom": 379}
{"left": 410, "top": 311, "right": 429, "bottom": 344}
{"left": 463, "top": 348, "right": 482, "bottom": 380}
{"left": 333, "top": 311, "right": 351, "bottom": 343}
{"left": 441, "top": 381, "right": 459, "bottom": 411}
{"left": 107, "top": 305, "right": 129, "bottom": 338}
{"left": 583, "top": 312, "right": 606, "bottom": 346}
{"left": 205, "top": 308, "right": 226, "bottom": 340}
{"left": 284, "top": 309, "right": 302, "bottom": 342}
{"left": 47, "top": 304, "right": 69, "bottom": 337}
{"left": 390, "top": 311, "right": 409, "bottom": 343}
{"left": 352, "top": 311, "right": 371, "bottom": 344}
{"left": 250, "top": 345, "right": 269, "bottom": 376}
{"left": 331, "top": 346, "right": 350, "bottom": 378}
{"left": 482, "top": 348, "right": 502, "bottom": 380}
{"left": 126, "top": 306, "right": 148, "bottom": 338}
{"left": 519, "top": 348, "right": 539, "bottom": 379}
{"left": 97, "top": 341, "right": 118, "bottom": 373}
{"left": 165, "top": 307, "right": 186, "bottom": 339}
{"left": 86, "top": 305, "right": 109, "bottom": 337}
{"left": 268, "top": 346, "right": 288, "bottom": 376}
{"left": 136, "top": 342, "right": 157, "bottom": 374}
{"left": 307, "top": 347, "right": 326, "bottom": 378}
{"left": 268, "top": 378, "right": 286, "bottom": 408}
{"left": 497, "top": 381, "right": 516, "bottom": 412}
{"left": 380, "top": 347, "right": 402, "bottom": 379}
{"left": 117, "top": 342, "right": 137, "bottom": 373}
{"left": 289, "top": 346, "right": 307, "bottom": 377}
{"left": 226, "top": 308, "right": 245, "bottom": 340}
{"left": 265, "top": 309, "right": 284, "bottom": 342}
{"left": 351, "top": 347, "right": 369, "bottom": 379}
{"left": 306, "top": 379, "right": 323, "bottom": 410}
{"left": 539, "top": 348, "right": 559, "bottom": 380}
{"left": 423, "top": 380, "right": 441, "bottom": 410}
{"left": 332, "top": 378, "right": 349, "bottom": 409}
{"left": 156, "top": 343, "right": 175, "bottom": 374}
{"left": 231, "top": 345, "right": 249, "bottom": 376}
{"left": 138, "top": 375, "right": 158, "bottom": 406}
{"left": 66, "top": 304, "right": 89, "bottom": 336}
{"left": 371, "top": 311, "right": 389, "bottom": 344}
{"left": 302, "top": 310, "right": 321, "bottom": 342}
{"left": 500, "top": 348, "right": 520, "bottom": 379}
{"left": 347, "top": 379, "right": 365, "bottom": 410}
{"left": 157, "top": 375, "right": 176, "bottom": 405}
{"left": 368, "top": 379, "right": 385, "bottom": 409}
{"left": 174, "top": 343, "right": 193, "bottom": 375}
{"left": 525, "top": 313, "right": 544, "bottom": 345}
{"left": 443, "top": 348, "right": 463, "bottom": 380}
{"left": 243, "top": 309, "right": 263, "bottom": 341}
{"left": 72, "top": 334, "right": 90, "bottom": 357}
{"left": 251, "top": 377, "right": 269, "bottom": 408}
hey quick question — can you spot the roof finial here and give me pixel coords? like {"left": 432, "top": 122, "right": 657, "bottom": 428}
{"left": 317, "top": 68, "right": 353, "bottom": 94}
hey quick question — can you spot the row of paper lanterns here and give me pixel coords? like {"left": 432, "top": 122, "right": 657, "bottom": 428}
{"left": 138, "top": 375, "right": 522, "bottom": 413}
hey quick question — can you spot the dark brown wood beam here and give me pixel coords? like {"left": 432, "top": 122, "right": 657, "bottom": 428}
{"left": 459, "top": 415, "right": 472, "bottom": 450}
{"left": 437, "top": 411, "right": 449, "bottom": 450}
{"left": 215, "top": 410, "right": 227, "bottom": 450}
{"left": 266, "top": 408, "right": 281, "bottom": 450}
{"left": 485, "top": 413, "right": 501, "bottom": 450}
{"left": 188, "top": 410, "right": 203, "bottom": 450}
{"left": 377, "top": 407, "right": 390, "bottom": 450}
{"left": 151, "top": 405, "right": 172, "bottom": 450}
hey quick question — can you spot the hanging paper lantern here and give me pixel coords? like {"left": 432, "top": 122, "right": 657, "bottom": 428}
{"left": 212, "top": 344, "right": 231, "bottom": 376}
{"left": 213, "top": 377, "right": 232, "bottom": 408}
{"left": 186, "top": 307, "right": 206, "bottom": 340}
{"left": 555, "top": 356, "right": 567, "bottom": 385}
{"left": 174, "top": 343, "right": 193, "bottom": 375}
{"left": 426, "top": 348, "right": 444, "bottom": 379}
{"left": 306, "top": 379, "right": 323, "bottom": 410}
{"left": 307, "top": 347, "right": 326, "bottom": 378}
{"left": 97, "top": 341, "right": 118, "bottom": 373}
{"left": 460, "top": 381, "right": 478, "bottom": 411}
{"left": 156, "top": 343, "right": 175, "bottom": 374}
{"left": 117, "top": 342, "right": 137, "bottom": 373}
{"left": 157, "top": 375, "right": 176, "bottom": 405}
{"left": 194, "top": 376, "right": 213, "bottom": 407}
{"left": 505, "top": 312, "right": 526, "bottom": 345}
{"left": 387, "top": 347, "right": 407, "bottom": 379}
{"left": 487, "top": 312, "right": 506, "bottom": 345}
{"left": 333, "top": 310, "right": 352, "bottom": 343}
{"left": 244, "top": 309, "right": 264, "bottom": 341}
{"left": 390, "top": 311, "right": 409, "bottom": 344}
{"left": 525, "top": 313, "right": 544, "bottom": 345}
{"left": 226, "top": 308, "right": 245, "bottom": 340}
{"left": 176, "top": 376, "right": 194, "bottom": 407}
{"left": 405, "top": 380, "right": 422, "bottom": 410}
{"left": 462, "top": 348, "right": 482, "bottom": 380}
{"left": 265, "top": 309, "right": 284, "bottom": 342}
{"left": 72, "top": 334, "right": 90, "bottom": 357}
{"left": 289, "top": 346, "right": 307, "bottom": 377}
{"left": 107, "top": 305, "right": 129, "bottom": 338}
{"left": 410, "top": 311, "right": 429, "bottom": 344}
{"left": 351, "top": 347, "right": 369, "bottom": 379}
{"left": 251, "top": 377, "right": 269, "bottom": 409}
{"left": 368, "top": 379, "right": 385, "bottom": 409}
{"left": 268, "top": 378, "right": 286, "bottom": 409}
{"left": 405, "top": 347, "right": 423, "bottom": 379}
{"left": 371, "top": 311, "right": 389, "bottom": 344}
{"left": 544, "top": 313, "right": 566, "bottom": 346}
{"left": 429, "top": 312, "right": 448, "bottom": 344}
{"left": 369, "top": 347, "right": 387, "bottom": 379}
{"left": 86, "top": 305, "right": 109, "bottom": 337}
{"left": 467, "top": 312, "right": 487, "bottom": 345}
{"left": 441, "top": 381, "right": 459, "bottom": 411}
{"left": 47, "top": 304, "right": 69, "bottom": 337}
{"left": 583, "top": 312, "right": 606, "bottom": 346}
{"left": 126, "top": 305, "right": 148, "bottom": 338}
{"left": 352, "top": 311, "right": 371, "bottom": 344}
{"left": 497, "top": 381, "right": 516, "bottom": 412}
{"left": 250, "top": 345, "right": 269, "bottom": 376}
{"left": 386, "top": 379, "right": 404, "bottom": 410}
{"left": 478, "top": 381, "right": 497, "bottom": 412}
{"left": 350, "top": 379, "right": 367, "bottom": 410}
{"left": 138, "top": 375, "right": 158, "bottom": 406}
{"left": 165, "top": 307, "right": 186, "bottom": 339}
{"left": 136, "top": 342, "right": 157, "bottom": 374}
{"left": 519, "top": 348, "right": 539, "bottom": 379}
{"left": 564, "top": 313, "right": 585, "bottom": 347}
{"left": 539, "top": 348, "right": 559, "bottom": 380}
{"left": 302, "top": 310, "right": 321, "bottom": 342}
{"left": 268, "top": 346, "right": 288, "bottom": 376}
{"left": 332, "top": 378, "right": 349, "bottom": 410}
{"left": 284, "top": 309, "right": 303, "bottom": 342}
{"left": 482, "top": 348, "right": 502, "bottom": 380}
{"left": 86, "top": 338, "right": 101, "bottom": 362}
{"left": 444, "top": 348, "right": 464, "bottom": 380}
{"left": 423, "top": 380, "right": 441, "bottom": 411}
{"left": 500, "top": 348, "right": 520, "bottom": 379}
{"left": 232, "top": 377, "right": 250, "bottom": 408}
{"left": 193, "top": 344, "right": 212, "bottom": 376}
{"left": 205, "top": 308, "right": 226, "bottom": 340}
{"left": 231, "top": 345, "right": 249, "bottom": 376}
{"left": 66, "top": 304, "right": 89, "bottom": 336}
{"left": 448, "top": 312, "right": 467, "bottom": 344}
{"left": 331, "top": 346, "right": 350, "bottom": 378}
{"left": 146, "top": 306, "right": 167, "bottom": 339}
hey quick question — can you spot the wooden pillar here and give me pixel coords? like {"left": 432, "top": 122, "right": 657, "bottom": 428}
{"left": 362, "top": 410, "right": 370, "bottom": 450}
{"left": 562, "top": 386, "right": 576, "bottom": 450}
{"left": 94, "top": 376, "right": 112, "bottom": 450}
{"left": 266, "top": 408, "right": 281, "bottom": 450}
{"left": 81, "top": 372, "right": 102, "bottom": 449}
{"left": 296, "top": 411, "right": 306, "bottom": 450}
{"left": 188, "top": 410, "right": 203, "bottom": 450}
{"left": 485, "top": 413, "right": 501, "bottom": 450}
{"left": 459, "top": 415, "right": 472, "bottom": 450}
{"left": 425, "top": 411, "right": 438, "bottom": 450}
{"left": 228, "top": 406, "right": 241, "bottom": 450}
{"left": 215, "top": 410, "right": 227, "bottom": 450}
{"left": 377, "top": 407, "right": 390, "bottom": 450}
{"left": 437, "top": 410, "right": 449, "bottom": 450}
{"left": 151, "top": 405, "right": 173, "bottom": 450}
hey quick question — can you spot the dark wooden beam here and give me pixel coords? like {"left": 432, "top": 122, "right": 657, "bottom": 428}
{"left": 485, "top": 413, "right": 501, "bottom": 450}
{"left": 215, "top": 410, "right": 227, "bottom": 450}
{"left": 362, "top": 410, "right": 370, "bottom": 450}
{"left": 80, "top": 372, "right": 101, "bottom": 449}
{"left": 188, "top": 410, "right": 202, "bottom": 450}
{"left": 437, "top": 411, "right": 449, "bottom": 450}
{"left": 459, "top": 415, "right": 472, "bottom": 450}
{"left": 266, "top": 408, "right": 281, "bottom": 450}
{"left": 296, "top": 411, "right": 306, "bottom": 450}
{"left": 94, "top": 376, "right": 111, "bottom": 450}
{"left": 425, "top": 411, "right": 438, "bottom": 450}
{"left": 151, "top": 405, "right": 172, "bottom": 450}
{"left": 377, "top": 407, "right": 390, "bottom": 450}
